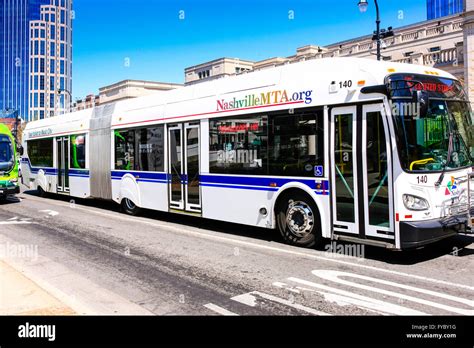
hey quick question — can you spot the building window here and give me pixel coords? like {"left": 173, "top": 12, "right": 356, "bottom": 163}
{"left": 40, "top": 111, "right": 45, "bottom": 119}
{"left": 50, "top": 94, "right": 55, "bottom": 107}
{"left": 114, "top": 126, "right": 165, "bottom": 171}
{"left": 40, "top": 76, "right": 45, "bottom": 90}
{"left": 40, "top": 59, "right": 45, "bottom": 73}
{"left": 40, "top": 30, "right": 45, "bottom": 38}
{"left": 60, "top": 27, "right": 65, "bottom": 41}
{"left": 60, "top": 44, "right": 65, "bottom": 58}
{"left": 70, "top": 134, "right": 86, "bottom": 169}
{"left": 50, "top": 42, "right": 55, "bottom": 56}
{"left": 60, "top": 60, "right": 65, "bottom": 74}
{"left": 50, "top": 77, "right": 55, "bottom": 89}
{"left": 61, "top": 10, "right": 65, "bottom": 24}
{"left": 404, "top": 51, "right": 414, "bottom": 57}
{"left": 40, "top": 93, "right": 45, "bottom": 107}
{"left": 28, "top": 139, "right": 54, "bottom": 167}
{"left": 198, "top": 70, "right": 210, "bottom": 79}
{"left": 40, "top": 41, "right": 45, "bottom": 55}
{"left": 430, "top": 46, "right": 441, "bottom": 52}
{"left": 50, "top": 25, "right": 56, "bottom": 39}
{"left": 50, "top": 59, "right": 55, "bottom": 73}
{"left": 34, "top": 76, "right": 38, "bottom": 90}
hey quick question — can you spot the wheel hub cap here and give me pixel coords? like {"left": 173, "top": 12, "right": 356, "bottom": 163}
{"left": 286, "top": 201, "right": 314, "bottom": 237}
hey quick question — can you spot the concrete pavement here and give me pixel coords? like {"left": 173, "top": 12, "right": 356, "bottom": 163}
{"left": 0, "top": 260, "right": 74, "bottom": 315}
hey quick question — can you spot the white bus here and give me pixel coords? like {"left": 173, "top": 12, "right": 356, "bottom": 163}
{"left": 21, "top": 58, "right": 474, "bottom": 249}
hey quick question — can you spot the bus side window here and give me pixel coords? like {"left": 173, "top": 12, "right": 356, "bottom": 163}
{"left": 114, "top": 130, "right": 135, "bottom": 171}
{"left": 70, "top": 134, "right": 86, "bottom": 169}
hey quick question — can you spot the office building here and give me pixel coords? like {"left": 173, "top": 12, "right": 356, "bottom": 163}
{"left": 427, "top": 0, "right": 463, "bottom": 20}
{"left": 28, "top": 0, "right": 73, "bottom": 121}
{"left": 74, "top": 80, "right": 183, "bottom": 111}
{"left": 0, "top": 0, "right": 52, "bottom": 120}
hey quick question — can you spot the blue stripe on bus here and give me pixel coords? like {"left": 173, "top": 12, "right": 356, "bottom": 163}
{"left": 200, "top": 183, "right": 279, "bottom": 192}
{"left": 109, "top": 172, "right": 329, "bottom": 194}
{"left": 199, "top": 175, "right": 329, "bottom": 191}
{"left": 21, "top": 158, "right": 90, "bottom": 177}
{"left": 111, "top": 171, "right": 168, "bottom": 183}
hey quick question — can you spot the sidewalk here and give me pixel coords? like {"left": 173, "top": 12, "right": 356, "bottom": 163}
{"left": 0, "top": 260, "right": 75, "bottom": 315}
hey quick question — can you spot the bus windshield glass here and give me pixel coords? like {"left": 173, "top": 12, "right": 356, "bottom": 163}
{"left": 0, "top": 135, "right": 14, "bottom": 172}
{"left": 388, "top": 74, "right": 474, "bottom": 172}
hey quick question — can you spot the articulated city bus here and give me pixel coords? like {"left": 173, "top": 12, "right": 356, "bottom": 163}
{"left": 0, "top": 123, "right": 20, "bottom": 200}
{"left": 21, "top": 58, "right": 474, "bottom": 249}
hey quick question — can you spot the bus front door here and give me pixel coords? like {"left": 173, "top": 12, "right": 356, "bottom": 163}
{"left": 56, "top": 136, "right": 70, "bottom": 194}
{"left": 168, "top": 123, "right": 201, "bottom": 214}
{"left": 330, "top": 104, "right": 394, "bottom": 243}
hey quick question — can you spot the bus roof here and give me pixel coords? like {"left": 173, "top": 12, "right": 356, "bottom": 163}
{"left": 23, "top": 57, "right": 457, "bottom": 140}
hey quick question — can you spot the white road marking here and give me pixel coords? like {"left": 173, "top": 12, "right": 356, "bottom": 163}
{"left": 39, "top": 209, "right": 59, "bottom": 217}
{"left": 272, "top": 282, "right": 301, "bottom": 293}
{"left": 288, "top": 277, "right": 426, "bottom": 315}
{"left": 203, "top": 303, "right": 239, "bottom": 316}
{"left": 315, "top": 291, "right": 387, "bottom": 315}
{"left": 231, "top": 291, "right": 331, "bottom": 316}
{"left": 25, "top": 195, "right": 474, "bottom": 292}
{"left": 0, "top": 220, "right": 32, "bottom": 225}
{"left": 311, "top": 270, "right": 474, "bottom": 315}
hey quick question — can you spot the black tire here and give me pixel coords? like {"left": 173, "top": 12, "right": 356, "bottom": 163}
{"left": 276, "top": 191, "right": 322, "bottom": 248}
{"left": 37, "top": 185, "right": 47, "bottom": 198}
{"left": 121, "top": 198, "right": 141, "bottom": 216}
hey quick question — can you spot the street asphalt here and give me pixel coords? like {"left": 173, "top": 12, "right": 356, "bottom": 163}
{"left": 0, "top": 187, "right": 473, "bottom": 316}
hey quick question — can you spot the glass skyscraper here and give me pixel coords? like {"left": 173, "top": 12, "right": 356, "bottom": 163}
{"left": 0, "top": 0, "right": 72, "bottom": 121}
{"left": 427, "top": 0, "right": 463, "bottom": 20}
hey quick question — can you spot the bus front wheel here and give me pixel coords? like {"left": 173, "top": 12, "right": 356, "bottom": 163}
{"left": 121, "top": 198, "right": 141, "bottom": 216}
{"left": 276, "top": 191, "right": 322, "bottom": 248}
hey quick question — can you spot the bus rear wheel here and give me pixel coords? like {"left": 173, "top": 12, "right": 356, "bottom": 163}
{"left": 121, "top": 198, "right": 141, "bottom": 216}
{"left": 276, "top": 191, "right": 322, "bottom": 248}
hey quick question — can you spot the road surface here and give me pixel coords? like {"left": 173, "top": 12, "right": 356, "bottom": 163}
{"left": 0, "top": 188, "right": 473, "bottom": 316}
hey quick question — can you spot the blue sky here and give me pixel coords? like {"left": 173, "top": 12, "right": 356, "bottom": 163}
{"left": 72, "top": 0, "right": 427, "bottom": 99}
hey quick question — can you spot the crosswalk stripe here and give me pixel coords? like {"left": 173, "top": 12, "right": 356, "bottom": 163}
{"left": 231, "top": 291, "right": 331, "bottom": 316}
{"left": 203, "top": 303, "right": 239, "bottom": 316}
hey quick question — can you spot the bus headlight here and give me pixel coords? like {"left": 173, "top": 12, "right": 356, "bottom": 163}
{"left": 403, "top": 194, "right": 430, "bottom": 211}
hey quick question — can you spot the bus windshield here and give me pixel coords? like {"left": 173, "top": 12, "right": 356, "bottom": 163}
{"left": 0, "top": 135, "right": 14, "bottom": 172}
{"left": 389, "top": 74, "right": 474, "bottom": 172}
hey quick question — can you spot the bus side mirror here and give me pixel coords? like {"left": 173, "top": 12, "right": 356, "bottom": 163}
{"left": 413, "top": 90, "right": 429, "bottom": 118}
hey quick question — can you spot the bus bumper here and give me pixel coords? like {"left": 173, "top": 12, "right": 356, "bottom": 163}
{"left": 0, "top": 185, "right": 20, "bottom": 198}
{"left": 399, "top": 214, "right": 469, "bottom": 249}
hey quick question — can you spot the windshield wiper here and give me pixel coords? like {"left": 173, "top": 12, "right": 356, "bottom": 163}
{"left": 435, "top": 131, "right": 454, "bottom": 187}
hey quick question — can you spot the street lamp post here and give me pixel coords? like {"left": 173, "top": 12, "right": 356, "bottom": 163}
{"left": 57, "top": 88, "right": 73, "bottom": 113}
{"left": 358, "top": 0, "right": 393, "bottom": 61}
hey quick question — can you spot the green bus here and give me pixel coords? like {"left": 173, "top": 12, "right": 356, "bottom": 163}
{"left": 0, "top": 123, "right": 20, "bottom": 200}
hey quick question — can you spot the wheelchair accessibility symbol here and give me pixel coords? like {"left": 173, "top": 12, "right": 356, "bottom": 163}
{"left": 314, "top": 165, "right": 324, "bottom": 177}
